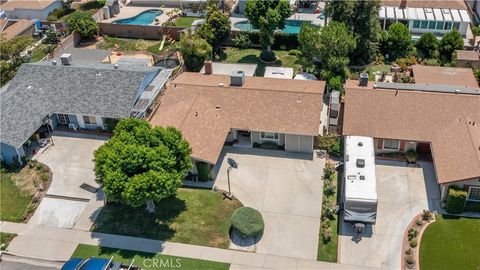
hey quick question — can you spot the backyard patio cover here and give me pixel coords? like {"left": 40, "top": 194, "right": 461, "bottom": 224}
{"left": 149, "top": 72, "right": 325, "bottom": 164}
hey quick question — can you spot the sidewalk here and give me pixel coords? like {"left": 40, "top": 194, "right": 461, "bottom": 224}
{"left": 1, "top": 221, "right": 379, "bottom": 270}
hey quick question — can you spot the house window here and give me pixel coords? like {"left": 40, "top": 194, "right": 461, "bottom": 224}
{"left": 83, "top": 115, "right": 97, "bottom": 125}
{"left": 453, "top": 22, "right": 460, "bottom": 30}
{"left": 420, "top": 21, "right": 429, "bottom": 29}
{"left": 260, "top": 132, "right": 279, "bottom": 140}
{"left": 57, "top": 114, "right": 70, "bottom": 124}
{"left": 412, "top": 20, "right": 421, "bottom": 29}
{"left": 468, "top": 187, "right": 480, "bottom": 201}
{"left": 436, "top": 21, "right": 444, "bottom": 30}
{"left": 428, "top": 21, "right": 436, "bottom": 29}
{"left": 444, "top": 21, "right": 452, "bottom": 30}
{"left": 383, "top": 139, "right": 400, "bottom": 150}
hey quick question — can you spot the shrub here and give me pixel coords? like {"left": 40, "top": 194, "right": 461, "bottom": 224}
{"left": 66, "top": 11, "right": 98, "bottom": 39}
{"left": 408, "top": 228, "right": 417, "bottom": 241}
{"left": 406, "top": 254, "right": 415, "bottom": 265}
{"left": 260, "top": 50, "right": 276, "bottom": 62}
{"left": 445, "top": 186, "right": 467, "bottom": 214}
{"left": 104, "top": 118, "right": 120, "bottom": 132}
{"left": 423, "top": 58, "right": 439, "bottom": 66}
{"left": 259, "top": 141, "right": 280, "bottom": 150}
{"left": 318, "top": 133, "right": 343, "bottom": 157}
{"left": 404, "top": 149, "right": 418, "bottom": 163}
{"left": 47, "top": 7, "right": 73, "bottom": 21}
{"left": 421, "top": 210, "right": 433, "bottom": 221}
{"left": 322, "top": 227, "right": 333, "bottom": 244}
{"left": 230, "top": 207, "right": 264, "bottom": 238}
{"left": 27, "top": 159, "right": 39, "bottom": 169}
{"left": 405, "top": 248, "right": 414, "bottom": 255}
{"left": 395, "top": 56, "right": 417, "bottom": 71}
{"left": 288, "top": 49, "right": 301, "bottom": 56}
{"left": 409, "top": 239, "right": 418, "bottom": 248}
{"left": 415, "top": 218, "right": 424, "bottom": 226}
{"left": 232, "top": 34, "right": 251, "bottom": 49}
{"left": 327, "top": 76, "right": 343, "bottom": 93}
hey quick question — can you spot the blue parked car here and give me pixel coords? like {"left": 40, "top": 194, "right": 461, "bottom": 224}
{"left": 61, "top": 257, "right": 139, "bottom": 270}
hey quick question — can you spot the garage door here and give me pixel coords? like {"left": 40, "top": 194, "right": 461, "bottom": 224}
{"left": 285, "top": 134, "right": 313, "bottom": 153}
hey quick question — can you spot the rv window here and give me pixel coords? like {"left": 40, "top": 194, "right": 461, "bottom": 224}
{"left": 347, "top": 175, "right": 356, "bottom": 180}
{"left": 359, "top": 175, "right": 365, "bottom": 180}
{"left": 383, "top": 139, "right": 400, "bottom": 150}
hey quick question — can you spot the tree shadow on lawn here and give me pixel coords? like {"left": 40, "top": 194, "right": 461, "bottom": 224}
{"left": 92, "top": 196, "right": 186, "bottom": 242}
{"left": 97, "top": 245, "right": 157, "bottom": 260}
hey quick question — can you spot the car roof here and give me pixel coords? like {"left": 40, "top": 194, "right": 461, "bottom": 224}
{"left": 61, "top": 258, "right": 83, "bottom": 270}
{"left": 79, "top": 258, "right": 110, "bottom": 270}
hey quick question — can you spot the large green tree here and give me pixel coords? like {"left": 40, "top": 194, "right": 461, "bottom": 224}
{"left": 177, "top": 31, "right": 212, "bottom": 71}
{"left": 326, "top": 0, "right": 381, "bottom": 65}
{"left": 439, "top": 29, "right": 464, "bottom": 63}
{"left": 381, "top": 22, "right": 412, "bottom": 61}
{"left": 196, "top": 3, "right": 230, "bottom": 54}
{"left": 94, "top": 119, "right": 192, "bottom": 207}
{"left": 299, "top": 22, "right": 356, "bottom": 77}
{"left": 415, "top": 32, "right": 439, "bottom": 59}
{"left": 0, "top": 35, "right": 34, "bottom": 86}
{"left": 66, "top": 11, "right": 98, "bottom": 38}
{"left": 244, "top": 0, "right": 291, "bottom": 60}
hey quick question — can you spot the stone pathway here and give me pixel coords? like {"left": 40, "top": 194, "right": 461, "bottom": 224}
{"left": 1, "top": 221, "right": 380, "bottom": 270}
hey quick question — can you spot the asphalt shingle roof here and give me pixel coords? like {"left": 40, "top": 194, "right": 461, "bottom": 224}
{"left": 0, "top": 62, "right": 159, "bottom": 148}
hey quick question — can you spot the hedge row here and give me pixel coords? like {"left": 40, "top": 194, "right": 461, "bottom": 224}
{"left": 445, "top": 186, "right": 467, "bottom": 214}
{"left": 228, "top": 31, "right": 299, "bottom": 50}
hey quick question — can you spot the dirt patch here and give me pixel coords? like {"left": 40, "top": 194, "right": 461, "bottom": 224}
{"left": 8, "top": 161, "right": 53, "bottom": 222}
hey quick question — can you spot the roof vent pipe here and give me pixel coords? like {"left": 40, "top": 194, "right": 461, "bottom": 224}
{"left": 114, "top": 64, "right": 119, "bottom": 69}
{"left": 52, "top": 60, "right": 57, "bottom": 65}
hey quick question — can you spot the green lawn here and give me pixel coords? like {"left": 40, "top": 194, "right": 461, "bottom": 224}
{"left": 30, "top": 44, "right": 51, "bottom": 62}
{"left": 173, "top": 16, "right": 203, "bottom": 27}
{"left": 217, "top": 47, "right": 302, "bottom": 76}
{"left": 96, "top": 36, "right": 162, "bottom": 53}
{"left": 71, "top": 244, "right": 229, "bottom": 270}
{"left": 420, "top": 215, "right": 480, "bottom": 270}
{"left": 0, "top": 173, "right": 33, "bottom": 222}
{"left": 92, "top": 188, "right": 242, "bottom": 248}
{"left": 0, "top": 232, "right": 17, "bottom": 251}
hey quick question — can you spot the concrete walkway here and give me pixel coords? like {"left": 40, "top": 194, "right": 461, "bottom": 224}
{"left": 1, "top": 221, "right": 379, "bottom": 270}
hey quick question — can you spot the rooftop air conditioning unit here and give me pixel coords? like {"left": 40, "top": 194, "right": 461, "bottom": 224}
{"left": 359, "top": 72, "right": 368, "bottom": 86}
{"left": 356, "top": 159, "right": 365, "bottom": 168}
{"left": 230, "top": 70, "right": 245, "bottom": 86}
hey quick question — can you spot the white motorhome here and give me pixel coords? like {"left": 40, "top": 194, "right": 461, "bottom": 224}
{"left": 342, "top": 136, "right": 378, "bottom": 224}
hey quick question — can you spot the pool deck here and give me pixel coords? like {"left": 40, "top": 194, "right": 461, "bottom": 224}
{"left": 103, "top": 5, "right": 176, "bottom": 25}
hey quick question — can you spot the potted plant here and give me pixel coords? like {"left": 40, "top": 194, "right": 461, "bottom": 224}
{"left": 405, "top": 149, "right": 418, "bottom": 163}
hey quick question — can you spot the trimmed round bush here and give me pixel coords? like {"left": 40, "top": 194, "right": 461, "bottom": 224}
{"left": 231, "top": 207, "right": 264, "bottom": 237}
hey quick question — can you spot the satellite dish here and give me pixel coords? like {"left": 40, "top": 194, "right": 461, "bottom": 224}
{"left": 227, "top": 158, "right": 238, "bottom": 169}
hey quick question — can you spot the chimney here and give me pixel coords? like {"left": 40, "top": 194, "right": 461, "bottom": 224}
{"left": 204, "top": 60, "right": 213, "bottom": 75}
{"left": 60, "top": 53, "right": 73, "bottom": 65}
{"left": 359, "top": 72, "right": 368, "bottom": 87}
{"left": 230, "top": 70, "right": 245, "bottom": 86}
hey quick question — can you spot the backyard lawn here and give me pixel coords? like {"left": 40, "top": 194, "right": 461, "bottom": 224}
{"left": 420, "top": 215, "right": 480, "bottom": 270}
{"left": 0, "top": 173, "right": 33, "bottom": 222}
{"left": 71, "top": 244, "right": 229, "bottom": 270}
{"left": 30, "top": 44, "right": 53, "bottom": 62}
{"left": 92, "top": 188, "right": 242, "bottom": 248}
{"left": 173, "top": 16, "right": 203, "bottom": 27}
{"left": 0, "top": 232, "right": 17, "bottom": 251}
{"left": 96, "top": 36, "right": 163, "bottom": 54}
{"left": 217, "top": 47, "right": 302, "bottom": 76}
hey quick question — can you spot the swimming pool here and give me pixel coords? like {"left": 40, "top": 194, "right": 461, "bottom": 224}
{"left": 113, "top": 9, "right": 163, "bottom": 25}
{"left": 234, "top": 20, "right": 311, "bottom": 34}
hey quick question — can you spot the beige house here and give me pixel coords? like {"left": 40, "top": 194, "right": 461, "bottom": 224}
{"left": 343, "top": 66, "right": 480, "bottom": 205}
{"left": 1, "top": 0, "right": 63, "bottom": 20}
{"left": 149, "top": 72, "right": 325, "bottom": 173}
{"left": 0, "top": 19, "right": 36, "bottom": 40}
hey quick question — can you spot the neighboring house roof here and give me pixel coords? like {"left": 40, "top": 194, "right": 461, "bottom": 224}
{"left": 343, "top": 80, "right": 480, "bottom": 184}
{"left": 0, "top": 62, "right": 160, "bottom": 148}
{"left": 456, "top": 50, "right": 480, "bottom": 61}
{"left": 149, "top": 72, "right": 325, "bottom": 164}
{"left": 0, "top": 19, "right": 35, "bottom": 40}
{"left": 412, "top": 65, "right": 479, "bottom": 88}
{"left": 199, "top": 62, "right": 257, "bottom": 77}
{"left": 0, "top": 0, "right": 60, "bottom": 11}
{"left": 381, "top": 0, "right": 467, "bottom": 10}
{"left": 55, "top": 47, "right": 112, "bottom": 63}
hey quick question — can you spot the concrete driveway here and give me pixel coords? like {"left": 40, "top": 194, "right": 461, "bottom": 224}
{"left": 339, "top": 160, "right": 441, "bottom": 270}
{"left": 213, "top": 147, "right": 325, "bottom": 259}
{"left": 30, "top": 131, "right": 108, "bottom": 229}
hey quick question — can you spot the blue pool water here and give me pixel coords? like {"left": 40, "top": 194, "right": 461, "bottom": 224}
{"left": 234, "top": 20, "right": 311, "bottom": 34}
{"left": 114, "top": 9, "right": 163, "bottom": 25}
